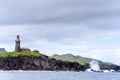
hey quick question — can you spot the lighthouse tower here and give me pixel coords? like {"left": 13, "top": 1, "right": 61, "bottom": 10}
{"left": 15, "top": 35, "right": 21, "bottom": 52}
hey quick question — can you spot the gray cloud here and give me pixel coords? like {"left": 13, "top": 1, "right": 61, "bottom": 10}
{"left": 0, "top": 0, "right": 119, "bottom": 28}
{"left": 0, "top": 0, "right": 119, "bottom": 43}
{"left": 0, "top": 0, "right": 120, "bottom": 64}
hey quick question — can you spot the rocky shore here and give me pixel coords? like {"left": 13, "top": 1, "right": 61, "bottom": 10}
{"left": 0, "top": 51, "right": 119, "bottom": 72}
{"left": 0, "top": 55, "right": 86, "bottom": 71}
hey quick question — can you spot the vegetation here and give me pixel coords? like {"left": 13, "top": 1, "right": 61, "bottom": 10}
{"left": 32, "top": 50, "right": 39, "bottom": 53}
{"left": 0, "top": 51, "right": 111, "bottom": 66}
{"left": 52, "top": 54, "right": 107, "bottom": 66}
{"left": 0, "top": 51, "right": 43, "bottom": 57}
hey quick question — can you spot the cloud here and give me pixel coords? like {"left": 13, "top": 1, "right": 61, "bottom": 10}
{"left": 0, "top": 0, "right": 120, "bottom": 64}
{"left": 0, "top": 23, "right": 108, "bottom": 43}
{"left": 0, "top": 0, "right": 119, "bottom": 26}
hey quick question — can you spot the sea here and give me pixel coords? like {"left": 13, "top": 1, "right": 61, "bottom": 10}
{"left": 0, "top": 71, "right": 119, "bottom": 80}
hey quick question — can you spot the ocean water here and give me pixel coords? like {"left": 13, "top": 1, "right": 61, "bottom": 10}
{"left": 0, "top": 71, "right": 119, "bottom": 80}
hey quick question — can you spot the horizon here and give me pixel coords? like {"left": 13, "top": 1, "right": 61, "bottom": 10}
{"left": 0, "top": 0, "right": 120, "bottom": 65}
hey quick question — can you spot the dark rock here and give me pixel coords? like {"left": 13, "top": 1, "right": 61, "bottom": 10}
{"left": 0, "top": 56, "right": 86, "bottom": 71}
{"left": 100, "top": 64, "right": 120, "bottom": 71}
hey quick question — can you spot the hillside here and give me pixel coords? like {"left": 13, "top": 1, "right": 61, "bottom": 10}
{"left": 0, "top": 52, "right": 119, "bottom": 71}
{"left": 52, "top": 54, "right": 109, "bottom": 65}
{"left": 0, "top": 52, "right": 43, "bottom": 57}
{"left": 0, "top": 52, "right": 85, "bottom": 71}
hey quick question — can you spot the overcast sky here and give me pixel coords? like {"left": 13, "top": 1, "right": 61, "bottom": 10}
{"left": 0, "top": 0, "right": 120, "bottom": 64}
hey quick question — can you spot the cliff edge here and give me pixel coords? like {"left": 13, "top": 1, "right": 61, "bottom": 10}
{"left": 0, "top": 52, "right": 85, "bottom": 71}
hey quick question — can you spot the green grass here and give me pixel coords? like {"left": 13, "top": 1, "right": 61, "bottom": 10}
{"left": 52, "top": 54, "right": 108, "bottom": 66}
{"left": 0, "top": 52, "right": 43, "bottom": 57}
{"left": 52, "top": 54, "right": 89, "bottom": 65}
{"left": 77, "top": 61, "right": 88, "bottom": 66}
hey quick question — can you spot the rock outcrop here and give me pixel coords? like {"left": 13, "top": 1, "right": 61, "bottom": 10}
{"left": 101, "top": 64, "right": 120, "bottom": 71}
{"left": 0, "top": 55, "right": 85, "bottom": 71}
{"left": 0, "top": 48, "right": 6, "bottom": 53}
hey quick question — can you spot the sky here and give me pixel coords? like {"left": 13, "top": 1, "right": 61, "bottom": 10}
{"left": 0, "top": 0, "right": 120, "bottom": 64}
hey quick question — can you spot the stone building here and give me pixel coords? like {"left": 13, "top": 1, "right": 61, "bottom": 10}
{"left": 15, "top": 35, "right": 21, "bottom": 52}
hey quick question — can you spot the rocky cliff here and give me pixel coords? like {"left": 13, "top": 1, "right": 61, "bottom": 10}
{"left": 0, "top": 55, "right": 85, "bottom": 71}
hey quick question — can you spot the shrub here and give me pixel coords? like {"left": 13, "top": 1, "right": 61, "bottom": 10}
{"left": 32, "top": 50, "right": 39, "bottom": 53}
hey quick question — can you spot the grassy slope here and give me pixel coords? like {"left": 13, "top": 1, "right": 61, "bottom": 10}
{"left": 0, "top": 52, "right": 43, "bottom": 57}
{"left": 52, "top": 54, "right": 106, "bottom": 65}
{"left": 0, "top": 52, "right": 110, "bottom": 66}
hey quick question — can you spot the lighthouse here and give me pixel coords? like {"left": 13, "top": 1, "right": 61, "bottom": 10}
{"left": 15, "top": 35, "right": 21, "bottom": 52}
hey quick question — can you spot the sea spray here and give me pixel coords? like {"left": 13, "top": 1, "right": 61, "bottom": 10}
{"left": 90, "top": 60, "right": 100, "bottom": 71}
